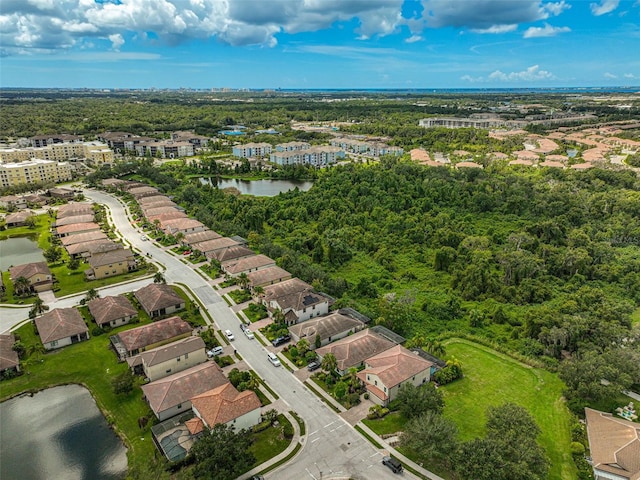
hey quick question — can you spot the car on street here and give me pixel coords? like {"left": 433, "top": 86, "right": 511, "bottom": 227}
{"left": 140, "top": 235, "right": 147, "bottom": 241}
{"left": 307, "top": 360, "right": 321, "bottom": 371}
{"left": 267, "top": 352, "right": 281, "bottom": 367}
{"left": 382, "top": 456, "right": 403, "bottom": 474}
{"left": 206, "top": 346, "right": 224, "bottom": 357}
{"left": 271, "top": 334, "right": 291, "bottom": 347}
{"left": 244, "top": 328, "right": 255, "bottom": 339}
{"left": 225, "top": 329, "right": 235, "bottom": 341}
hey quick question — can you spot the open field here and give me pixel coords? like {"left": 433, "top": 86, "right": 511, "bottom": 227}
{"left": 441, "top": 339, "right": 576, "bottom": 480}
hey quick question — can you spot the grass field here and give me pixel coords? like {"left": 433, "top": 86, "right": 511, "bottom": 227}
{"left": 441, "top": 339, "right": 576, "bottom": 480}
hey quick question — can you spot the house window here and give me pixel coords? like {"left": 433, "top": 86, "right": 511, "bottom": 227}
{"left": 177, "top": 404, "right": 182, "bottom": 409}
{"left": 374, "top": 380, "right": 377, "bottom": 386}
{"left": 185, "top": 353, "right": 189, "bottom": 359}
{"left": 177, "top": 357, "right": 180, "bottom": 362}
{"left": 50, "top": 340, "right": 58, "bottom": 347}
{"left": 384, "top": 387, "right": 387, "bottom": 393}
{"left": 166, "top": 369, "right": 171, "bottom": 373}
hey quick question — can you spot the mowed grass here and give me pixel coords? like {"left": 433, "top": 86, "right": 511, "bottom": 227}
{"left": 441, "top": 339, "right": 576, "bottom": 480}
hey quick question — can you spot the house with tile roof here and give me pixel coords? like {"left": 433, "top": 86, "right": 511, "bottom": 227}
{"left": 262, "top": 278, "right": 329, "bottom": 325}
{"left": 85, "top": 248, "right": 135, "bottom": 280}
{"left": 111, "top": 316, "right": 192, "bottom": 358}
{"left": 209, "top": 245, "right": 254, "bottom": 263}
{"left": 289, "top": 312, "right": 366, "bottom": 349}
{"left": 161, "top": 218, "right": 206, "bottom": 236}
{"left": 356, "top": 345, "right": 436, "bottom": 406}
{"left": 9, "top": 261, "right": 52, "bottom": 292}
{"left": 585, "top": 407, "right": 640, "bottom": 480}
{"left": 5, "top": 211, "right": 33, "bottom": 228}
{"left": 60, "top": 230, "right": 108, "bottom": 246}
{"left": 182, "top": 229, "right": 222, "bottom": 247}
{"left": 88, "top": 295, "right": 138, "bottom": 328}
{"left": 56, "top": 203, "right": 94, "bottom": 218}
{"left": 221, "top": 254, "right": 276, "bottom": 277}
{"left": 316, "top": 329, "right": 397, "bottom": 376}
{"left": 0, "top": 333, "right": 21, "bottom": 375}
{"left": 54, "top": 214, "right": 95, "bottom": 227}
{"left": 55, "top": 222, "right": 101, "bottom": 237}
{"left": 190, "top": 383, "right": 261, "bottom": 433}
{"left": 35, "top": 308, "right": 89, "bottom": 350}
{"left": 247, "top": 266, "right": 291, "bottom": 288}
{"left": 66, "top": 239, "right": 120, "bottom": 259}
{"left": 134, "top": 284, "right": 185, "bottom": 318}
{"left": 192, "top": 237, "right": 241, "bottom": 260}
{"left": 127, "top": 336, "right": 207, "bottom": 382}
{"left": 141, "top": 362, "right": 228, "bottom": 421}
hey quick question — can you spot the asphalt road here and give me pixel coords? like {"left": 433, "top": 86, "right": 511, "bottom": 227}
{"left": 85, "top": 189, "right": 412, "bottom": 480}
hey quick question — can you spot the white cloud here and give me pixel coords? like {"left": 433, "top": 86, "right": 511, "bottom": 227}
{"left": 463, "top": 64, "right": 556, "bottom": 82}
{"left": 623, "top": 73, "right": 637, "bottom": 78}
{"left": 604, "top": 72, "right": 618, "bottom": 78}
{"left": 405, "top": 35, "right": 423, "bottom": 43}
{"left": 590, "top": 0, "right": 620, "bottom": 16}
{"left": 108, "top": 33, "right": 124, "bottom": 51}
{"left": 523, "top": 23, "right": 571, "bottom": 38}
{"left": 471, "top": 24, "right": 518, "bottom": 34}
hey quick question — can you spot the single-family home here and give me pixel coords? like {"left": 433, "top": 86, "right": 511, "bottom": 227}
{"left": 129, "top": 186, "right": 160, "bottom": 199}
{"left": 4, "top": 211, "right": 33, "bottom": 228}
{"left": 141, "top": 362, "right": 228, "bottom": 421}
{"left": 189, "top": 383, "right": 261, "bottom": 433}
{"left": 0, "top": 333, "right": 21, "bottom": 376}
{"left": 182, "top": 229, "right": 222, "bottom": 247}
{"left": 9, "top": 262, "right": 53, "bottom": 292}
{"left": 585, "top": 407, "right": 640, "bottom": 480}
{"left": 262, "top": 278, "right": 329, "bottom": 325}
{"left": 247, "top": 266, "right": 291, "bottom": 289}
{"left": 210, "top": 245, "right": 254, "bottom": 263}
{"left": 192, "top": 237, "right": 241, "bottom": 260}
{"left": 0, "top": 195, "right": 28, "bottom": 210}
{"left": 88, "top": 295, "right": 137, "bottom": 328}
{"left": 356, "top": 345, "right": 436, "bottom": 406}
{"left": 48, "top": 187, "right": 75, "bottom": 199}
{"left": 35, "top": 308, "right": 90, "bottom": 350}
{"left": 221, "top": 254, "right": 276, "bottom": 277}
{"left": 60, "top": 230, "right": 108, "bottom": 246}
{"left": 127, "top": 336, "right": 207, "bottom": 382}
{"left": 55, "top": 222, "right": 101, "bottom": 238}
{"left": 138, "top": 196, "right": 177, "bottom": 208}
{"left": 110, "top": 315, "right": 192, "bottom": 358}
{"left": 316, "top": 329, "right": 397, "bottom": 376}
{"left": 66, "top": 239, "right": 120, "bottom": 259}
{"left": 85, "top": 248, "right": 135, "bottom": 280}
{"left": 56, "top": 203, "right": 94, "bottom": 218}
{"left": 144, "top": 206, "right": 182, "bottom": 220}
{"left": 288, "top": 312, "right": 366, "bottom": 349}
{"left": 160, "top": 218, "right": 206, "bottom": 236}
{"left": 144, "top": 211, "right": 187, "bottom": 224}
{"left": 134, "top": 284, "right": 185, "bottom": 318}
{"left": 54, "top": 214, "right": 95, "bottom": 227}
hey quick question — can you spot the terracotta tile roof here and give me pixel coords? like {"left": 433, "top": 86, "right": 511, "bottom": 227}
{"left": 357, "top": 345, "right": 434, "bottom": 390}
{"left": 210, "top": 245, "right": 254, "bottom": 263}
{"left": 9, "top": 262, "right": 50, "bottom": 280}
{"left": 455, "top": 161, "right": 483, "bottom": 169}
{"left": 571, "top": 162, "right": 594, "bottom": 170}
{"left": 183, "top": 230, "right": 222, "bottom": 246}
{"left": 144, "top": 211, "right": 187, "bottom": 223}
{"left": 88, "top": 248, "right": 134, "bottom": 268}
{"left": 126, "top": 336, "right": 205, "bottom": 368}
{"left": 55, "top": 222, "right": 100, "bottom": 235}
{"left": 144, "top": 206, "right": 182, "bottom": 218}
{"left": 116, "top": 316, "right": 191, "bottom": 353}
{"left": 138, "top": 195, "right": 175, "bottom": 206}
{"left": 54, "top": 214, "right": 94, "bottom": 227}
{"left": 141, "top": 362, "right": 227, "bottom": 416}
{"left": 222, "top": 254, "right": 275, "bottom": 275}
{"left": 161, "top": 218, "right": 205, "bottom": 232}
{"left": 289, "top": 313, "right": 365, "bottom": 343}
{"left": 193, "top": 237, "right": 240, "bottom": 254}
{"left": 263, "top": 278, "right": 326, "bottom": 313}
{"left": 539, "top": 160, "right": 565, "bottom": 168}
{"left": 191, "top": 383, "right": 261, "bottom": 427}
{"left": 247, "top": 266, "right": 291, "bottom": 287}
{"left": 586, "top": 408, "right": 640, "bottom": 480}
{"left": 81, "top": 240, "right": 121, "bottom": 256}
{"left": 0, "top": 334, "right": 20, "bottom": 371}
{"left": 5, "top": 211, "right": 33, "bottom": 224}
{"left": 61, "top": 231, "right": 108, "bottom": 246}
{"left": 186, "top": 417, "right": 204, "bottom": 435}
{"left": 35, "top": 308, "right": 88, "bottom": 344}
{"left": 88, "top": 295, "right": 137, "bottom": 326}
{"left": 316, "top": 329, "right": 397, "bottom": 371}
{"left": 508, "top": 159, "right": 534, "bottom": 166}
{"left": 129, "top": 186, "right": 159, "bottom": 197}
{"left": 134, "top": 284, "right": 184, "bottom": 315}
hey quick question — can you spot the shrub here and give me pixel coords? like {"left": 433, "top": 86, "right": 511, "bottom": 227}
{"left": 91, "top": 326, "right": 105, "bottom": 337}
{"left": 364, "top": 392, "right": 370, "bottom": 400}
{"left": 252, "top": 420, "right": 271, "bottom": 433}
{"left": 282, "top": 423, "right": 294, "bottom": 439}
{"left": 570, "top": 442, "right": 585, "bottom": 456}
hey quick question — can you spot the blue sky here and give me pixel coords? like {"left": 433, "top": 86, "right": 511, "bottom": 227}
{"left": 1, "top": 0, "right": 639, "bottom": 89}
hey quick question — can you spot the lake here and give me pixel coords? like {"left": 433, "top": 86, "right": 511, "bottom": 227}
{"left": 200, "top": 177, "right": 314, "bottom": 196}
{"left": 0, "top": 236, "right": 45, "bottom": 270}
{"left": 0, "top": 385, "right": 127, "bottom": 480}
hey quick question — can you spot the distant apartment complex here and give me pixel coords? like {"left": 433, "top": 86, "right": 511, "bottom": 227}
{"left": 232, "top": 142, "right": 273, "bottom": 158}
{"left": 331, "top": 138, "right": 403, "bottom": 157}
{"left": 270, "top": 146, "right": 345, "bottom": 166}
{"left": 134, "top": 140, "right": 195, "bottom": 158}
{"left": 0, "top": 159, "right": 72, "bottom": 188}
{"left": 0, "top": 142, "right": 114, "bottom": 166}
{"left": 98, "top": 131, "right": 204, "bottom": 157}
{"left": 419, "top": 112, "right": 598, "bottom": 129}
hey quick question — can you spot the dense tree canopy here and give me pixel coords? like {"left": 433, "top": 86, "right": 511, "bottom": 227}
{"left": 189, "top": 424, "right": 255, "bottom": 480}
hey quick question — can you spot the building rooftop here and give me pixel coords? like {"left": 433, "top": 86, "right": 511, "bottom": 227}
{"left": 221, "top": 254, "right": 275, "bottom": 275}
{"left": 88, "top": 295, "right": 137, "bottom": 326}
{"left": 127, "top": 336, "right": 205, "bottom": 368}
{"left": 183, "top": 229, "right": 222, "bottom": 245}
{"left": 357, "top": 345, "right": 434, "bottom": 392}
{"left": 316, "top": 329, "right": 397, "bottom": 371}
{"left": 9, "top": 261, "right": 50, "bottom": 280}
{"left": 134, "top": 284, "right": 184, "bottom": 314}
{"left": 60, "top": 230, "right": 108, "bottom": 246}
{"left": 115, "top": 316, "right": 191, "bottom": 353}
{"left": 87, "top": 248, "right": 133, "bottom": 268}
{"left": 289, "top": 312, "right": 365, "bottom": 342}
{"left": 0, "top": 334, "right": 20, "bottom": 372}
{"left": 191, "top": 383, "right": 261, "bottom": 427}
{"left": 35, "top": 308, "right": 88, "bottom": 344}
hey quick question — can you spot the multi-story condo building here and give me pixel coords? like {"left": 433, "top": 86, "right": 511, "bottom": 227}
{"left": 232, "top": 143, "right": 273, "bottom": 158}
{"left": 0, "top": 159, "right": 72, "bottom": 188}
{"left": 330, "top": 138, "right": 403, "bottom": 157}
{"left": 275, "top": 141, "right": 310, "bottom": 152}
{"left": 98, "top": 132, "right": 153, "bottom": 153}
{"left": 0, "top": 142, "right": 114, "bottom": 166}
{"left": 29, "top": 134, "right": 82, "bottom": 148}
{"left": 270, "top": 146, "right": 345, "bottom": 166}
{"left": 135, "top": 140, "right": 195, "bottom": 158}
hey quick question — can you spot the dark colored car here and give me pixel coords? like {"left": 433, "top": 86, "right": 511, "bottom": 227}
{"left": 382, "top": 456, "right": 403, "bottom": 474}
{"left": 271, "top": 335, "right": 291, "bottom": 347}
{"left": 307, "top": 360, "right": 321, "bottom": 371}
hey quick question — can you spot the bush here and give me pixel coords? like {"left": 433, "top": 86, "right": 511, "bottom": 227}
{"left": 111, "top": 370, "right": 134, "bottom": 395}
{"left": 570, "top": 441, "right": 585, "bottom": 456}
{"left": 364, "top": 392, "right": 370, "bottom": 400}
{"left": 91, "top": 326, "right": 105, "bottom": 336}
{"left": 282, "top": 423, "right": 294, "bottom": 439}
{"left": 252, "top": 420, "right": 271, "bottom": 433}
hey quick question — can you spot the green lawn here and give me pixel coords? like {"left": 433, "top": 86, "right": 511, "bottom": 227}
{"left": 631, "top": 306, "right": 640, "bottom": 326}
{"left": 362, "top": 411, "right": 406, "bottom": 435}
{"left": 228, "top": 289, "right": 252, "bottom": 304}
{"left": 441, "top": 339, "right": 576, "bottom": 480}
{"left": 249, "top": 414, "right": 292, "bottom": 465}
{"left": 243, "top": 303, "right": 268, "bottom": 322}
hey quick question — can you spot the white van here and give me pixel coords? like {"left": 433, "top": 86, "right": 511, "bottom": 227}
{"left": 267, "top": 352, "right": 281, "bottom": 367}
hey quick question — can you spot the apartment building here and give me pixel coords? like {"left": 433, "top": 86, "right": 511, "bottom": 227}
{"left": 232, "top": 142, "right": 272, "bottom": 158}
{"left": 135, "top": 140, "right": 195, "bottom": 158}
{"left": 0, "top": 159, "right": 72, "bottom": 188}
{"left": 0, "top": 142, "right": 114, "bottom": 166}
{"left": 269, "top": 145, "right": 344, "bottom": 166}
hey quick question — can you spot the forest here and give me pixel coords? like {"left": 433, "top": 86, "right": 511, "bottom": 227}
{"left": 89, "top": 157, "right": 640, "bottom": 413}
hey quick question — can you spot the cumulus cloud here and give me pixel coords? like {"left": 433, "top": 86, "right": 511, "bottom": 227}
{"left": 472, "top": 24, "right": 518, "bottom": 34}
{"left": 463, "top": 64, "right": 556, "bottom": 82}
{"left": 405, "top": 35, "right": 423, "bottom": 43}
{"left": 590, "top": 0, "right": 620, "bottom": 15}
{"left": 623, "top": 73, "right": 637, "bottom": 78}
{"left": 523, "top": 23, "right": 571, "bottom": 37}
{"left": 604, "top": 72, "right": 618, "bottom": 78}
{"left": 108, "top": 33, "right": 124, "bottom": 51}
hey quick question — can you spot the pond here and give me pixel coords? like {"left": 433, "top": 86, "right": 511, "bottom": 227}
{"left": 200, "top": 177, "right": 314, "bottom": 197}
{"left": 0, "top": 236, "right": 45, "bottom": 270}
{"left": 0, "top": 385, "right": 127, "bottom": 480}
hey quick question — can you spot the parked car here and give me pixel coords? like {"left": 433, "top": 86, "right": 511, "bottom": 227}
{"left": 271, "top": 334, "right": 291, "bottom": 347}
{"left": 382, "top": 456, "right": 403, "bottom": 474}
{"left": 307, "top": 360, "right": 321, "bottom": 372}
{"left": 239, "top": 323, "right": 248, "bottom": 332}
{"left": 267, "top": 352, "right": 281, "bottom": 367}
{"left": 225, "top": 329, "right": 235, "bottom": 341}
{"left": 250, "top": 476, "right": 265, "bottom": 480}
{"left": 207, "top": 346, "right": 224, "bottom": 357}
{"left": 244, "top": 329, "right": 255, "bottom": 339}
{"left": 140, "top": 235, "right": 147, "bottom": 241}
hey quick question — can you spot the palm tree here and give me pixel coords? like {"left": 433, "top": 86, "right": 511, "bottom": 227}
{"left": 153, "top": 272, "right": 166, "bottom": 284}
{"left": 29, "top": 297, "right": 46, "bottom": 318}
{"left": 13, "top": 276, "right": 31, "bottom": 297}
{"left": 321, "top": 353, "right": 338, "bottom": 375}
{"left": 237, "top": 273, "right": 250, "bottom": 291}
{"left": 85, "top": 288, "right": 99, "bottom": 302}
{"left": 253, "top": 285, "right": 264, "bottom": 298}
